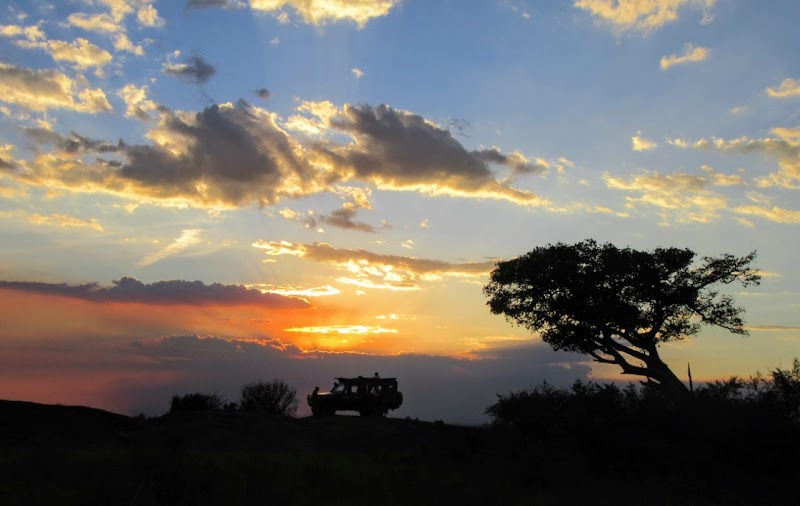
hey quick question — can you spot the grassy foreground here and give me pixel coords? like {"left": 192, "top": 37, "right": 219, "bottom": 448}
{"left": 0, "top": 399, "right": 798, "bottom": 505}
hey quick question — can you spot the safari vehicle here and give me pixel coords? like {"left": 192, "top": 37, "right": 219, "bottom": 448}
{"left": 308, "top": 375, "right": 403, "bottom": 417}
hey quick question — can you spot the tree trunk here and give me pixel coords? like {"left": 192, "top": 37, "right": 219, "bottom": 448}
{"left": 645, "top": 353, "right": 690, "bottom": 396}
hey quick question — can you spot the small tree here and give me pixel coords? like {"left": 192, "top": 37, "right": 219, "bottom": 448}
{"left": 170, "top": 392, "right": 223, "bottom": 412}
{"left": 240, "top": 379, "right": 298, "bottom": 416}
{"left": 484, "top": 240, "right": 760, "bottom": 396}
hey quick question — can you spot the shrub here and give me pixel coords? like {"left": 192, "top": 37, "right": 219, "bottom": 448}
{"left": 765, "top": 358, "right": 800, "bottom": 422}
{"left": 487, "top": 358, "right": 800, "bottom": 438}
{"left": 169, "top": 392, "right": 223, "bottom": 412}
{"left": 240, "top": 379, "right": 298, "bottom": 416}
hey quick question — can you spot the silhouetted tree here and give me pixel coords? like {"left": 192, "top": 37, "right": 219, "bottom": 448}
{"left": 484, "top": 240, "right": 760, "bottom": 396}
{"left": 240, "top": 379, "right": 298, "bottom": 416}
{"left": 170, "top": 392, "right": 223, "bottom": 412}
{"left": 765, "top": 358, "right": 800, "bottom": 421}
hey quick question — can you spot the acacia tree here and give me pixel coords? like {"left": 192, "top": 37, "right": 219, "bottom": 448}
{"left": 240, "top": 379, "right": 298, "bottom": 416}
{"left": 484, "top": 240, "right": 760, "bottom": 396}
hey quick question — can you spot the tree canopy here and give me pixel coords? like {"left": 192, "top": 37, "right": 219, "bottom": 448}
{"left": 240, "top": 379, "right": 298, "bottom": 416}
{"left": 484, "top": 240, "right": 760, "bottom": 395}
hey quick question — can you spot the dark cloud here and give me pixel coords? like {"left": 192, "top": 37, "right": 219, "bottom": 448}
{"left": 321, "top": 104, "right": 546, "bottom": 204}
{"left": 118, "top": 101, "right": 310, "bottom": 206}
{"left": 22, "top": 127, "right": 121, "bottom": 154}
{"left": 477, "top": 147, "right": 548, "bottom": 175}
{"left": 185, "top": 0, "right": 242, "bottom": 9}
{"left": 448, "top": 117, "right": 471, "bottom": 137}
{"left": 254, "top": 88, "right": 271, "bottom": 100}
{"left": 106, "top": 335, "right": 591, "bottom": 423}
{"left": 0, "top": 277, "right": 308, "bottom": 308}
{"left": 0, "top": 157, "right": 15, "bottom": 171}
{"left": 309, "top": 206, "right": 385, "bottom": 233}
{"left": 330, "top": 104, "right": 494, "bottom": 186}
{"left": 7, "top": 99, "right": 547, "bottom": 209}
{"left": 163, "top": 55, "right": 216, "bottom": 85}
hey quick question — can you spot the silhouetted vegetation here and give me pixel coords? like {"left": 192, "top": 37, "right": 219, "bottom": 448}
{"left": 169, "top": 379, "right": 298, "bottom": 416}
{"left": 169, "top": 392, "right": 223, "bottom": 412}
{"left": 487, "top": 359, "right": 800, "bottom": 444}
{"left": 2, "top": 360, "right": 799, "bottom": 506}
{"left": 239, "top": 379, "right": 298, "bottom": 416}
{"left": 485, "top": 240, "right": 760, "bottom": 396}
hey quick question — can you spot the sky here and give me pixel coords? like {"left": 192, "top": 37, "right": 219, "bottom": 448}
{"left": 0, "top": 0, "right": 798, "bottom": 424}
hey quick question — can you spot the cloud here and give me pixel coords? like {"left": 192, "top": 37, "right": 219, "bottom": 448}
{"left": 26, "top": 212, "right": 104, "bottom": 231}
{"left": 305, "top": 185, "right": 386, "bottom": 233}
{"left": 575, "top": 0, "right": 716, "bottom": 33}
{"left": 15, "top": 37, "right": 113, "bottom": 74}
{"left": 284, "top": 325, "right": 398, "bottom": 335}
{"left": 733, "top": 205, "right": 800, "bottom": 224}
{"left": 66, "top": 13, "right": 122, "bottom": 33}
{"left": 247, "top": 283, "right": 342, "bottom": 297}
{"left": 68, "top": 0, "right": 164, "bottom": 28}
{"left": 0, "top": 209, "right": 104, "bottom": 230}
{"left": 114, "top": 101, "right": 309, "bottom": 206}
{"left": 317, "top": 103, "right": 549, "bottom": 205}
{"left": 660, "top": 43, "right": 710, "bottom": 70}
{"left": 766, "top": 78, "right": 800, "bottom": 98}
{"left": 113, "top": 33, "right": 144, "bottom": 55}
{"left": 65, "top": 1, "right": 159, "bottom": 55}
{"left": 0, "top": 63, "right": 112, "bottom": 113}
{"left": 0, "top": 277, "right": 308, "bottom": 308}
{"left": 163, "top": 55, "right": 216, "bottom": 84}
{"left": 137, "top": 229, "right": 203, "bottom": 267}
{"left": 137, "top": 3, "right": 164, "bottom": 26}
{"left": 315, "top": 206, "right": 384, "bottom": 233}
{"left": 351, "top": 67, "right": 364, "bottom": 78}
{"left": 21, "top": 127, "right": 120, "bottom": 154}
{"left": 253, "top": 240, "right": 497, "bottom": 290}
{"left": 0, "top": 23, "right": 46, "bottom": 41}
{"left": 248, "top": 0, "right": 399, "bottom": 27}
{"left": 254, "top": 88, "right": 271, "bottom": 99}
{"left": 604, "top": 168, "right": 740, "bottom": 223}
{"left": 669, "top": 129, "right": 800, "bottom": 189}
{"left": 117, "top": 83, "right": 159, "bottom": 120}
{"left": 185, "top": 0, "right": 245, "bottom": 9}
{"left": 632, "top": 133, "right": 657, "bottom": 151}
{"left": 747, "top": 325, "right": 800, "bottom": 332}
{"left": 0, "top": 144, "right": 17, "bottom": 171}
{"left": 6, "top": 99, "right": 548, "bottom": 211}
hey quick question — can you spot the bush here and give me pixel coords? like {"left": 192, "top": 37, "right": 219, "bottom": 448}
{"left": 170, "top": 393, "right": 223, "bottom": 412}
{"left": 763, "top": 358, "right": 800, "bottom": 422}
{"left": 487, "top": 358, "right": 800, "bottom": 437}
{"left": 240, "top": 379, "right": 298, "bottom": 416}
